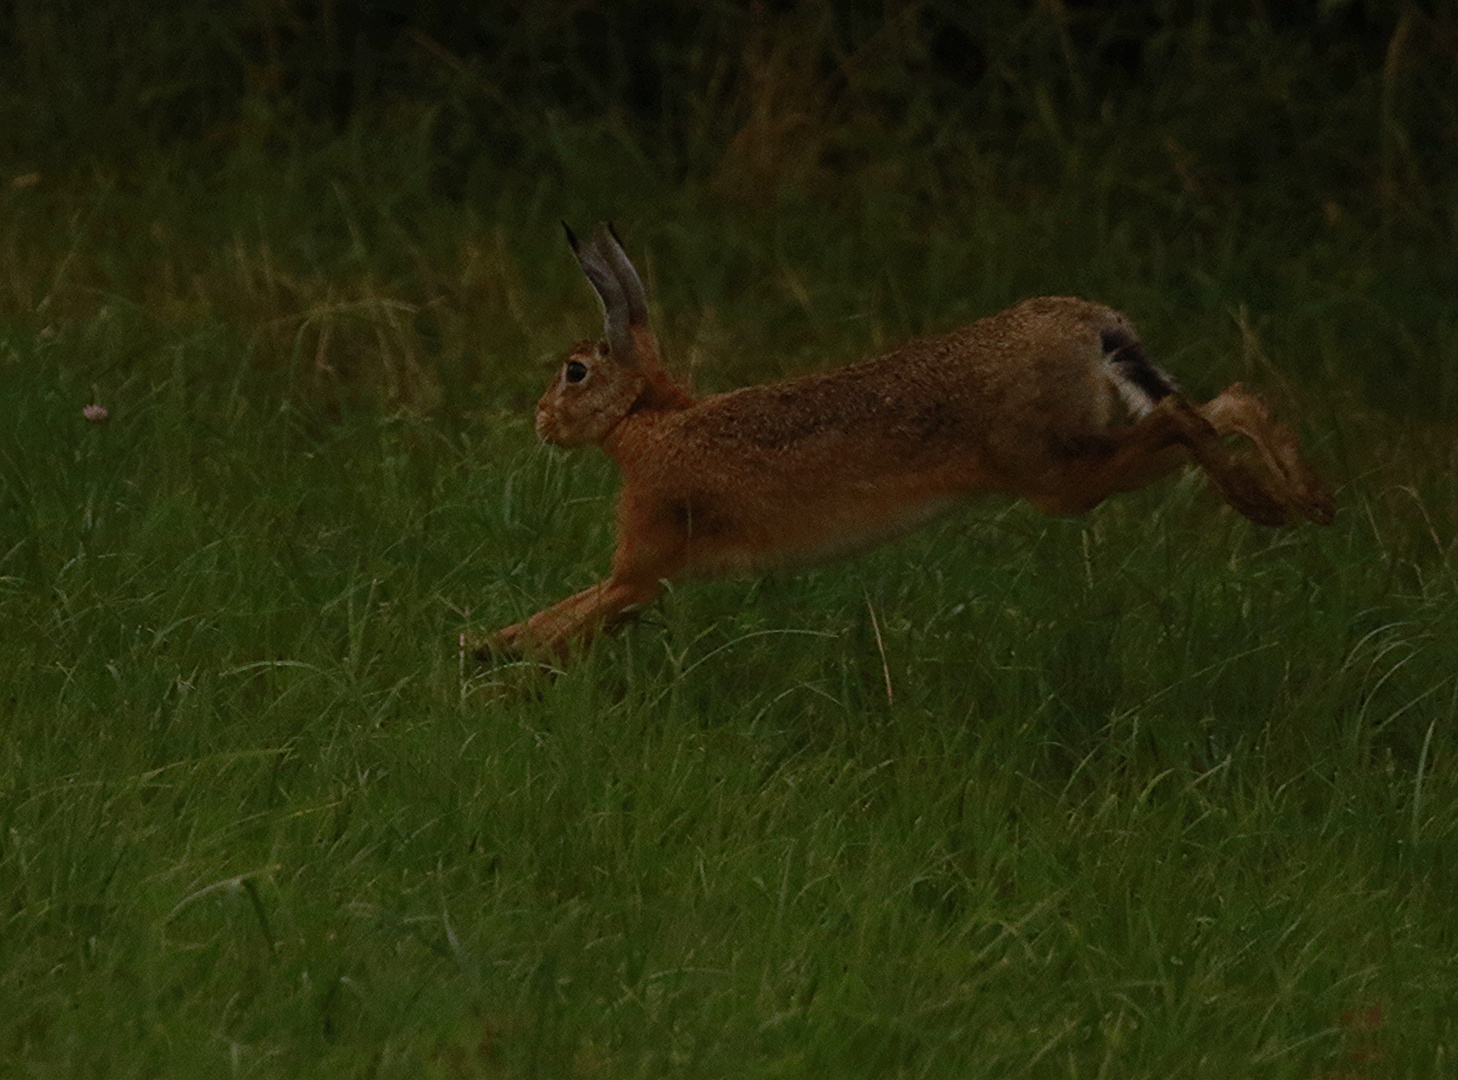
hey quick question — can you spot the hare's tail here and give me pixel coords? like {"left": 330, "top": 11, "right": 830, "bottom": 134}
{"left": 1101, "top": 326, "right": 1178, "bottom": 419}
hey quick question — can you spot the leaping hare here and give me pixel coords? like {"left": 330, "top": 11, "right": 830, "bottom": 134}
{"left": 478, "top": 223, "right": 1333, "bottom": 662}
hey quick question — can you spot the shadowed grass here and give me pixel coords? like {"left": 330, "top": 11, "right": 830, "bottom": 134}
{"left": 3, "top": 311, "right": 1456, "bottom": 1075}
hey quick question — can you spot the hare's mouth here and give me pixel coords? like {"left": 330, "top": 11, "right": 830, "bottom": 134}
{"left": 534, "top": 406, "right": 577, "bottom": 447}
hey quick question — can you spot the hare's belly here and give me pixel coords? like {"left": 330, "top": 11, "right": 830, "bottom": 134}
{"left": 774, "top": 489, "right": 962, "bottom": 567}
{"left": 679, "top": 470, "right": 970, "bottom": 577}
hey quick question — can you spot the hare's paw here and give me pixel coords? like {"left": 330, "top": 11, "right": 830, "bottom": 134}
{"left": 1290, "top": 469, "right": 1336, "bottom": 525}
{"left": 464, "top": 622, "right": 530, "bottom": 664}
{"left": 1208, "top": 459, "right": 1290, "bottom": 527}
{"left": 1263, "top": 449, "right": 1335, "bottom": 525}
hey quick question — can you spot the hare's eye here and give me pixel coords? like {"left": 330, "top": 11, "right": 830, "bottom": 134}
{"left": 564, "top": 360, "right": 588, "bottom": 384}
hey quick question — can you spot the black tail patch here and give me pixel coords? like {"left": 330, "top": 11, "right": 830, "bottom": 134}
{"left": 1101, "top": 329, "right": 1174, "bottom": 403}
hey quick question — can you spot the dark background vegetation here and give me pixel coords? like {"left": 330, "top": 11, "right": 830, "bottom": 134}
{"left": 3, "top": 1, "right": 1457, "bottom": 413}
{"left": 6, "top": 0, "right": 1456, "bottom": 201}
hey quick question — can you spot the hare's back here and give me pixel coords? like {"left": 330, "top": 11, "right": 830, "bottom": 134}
{"left": 673, "top": 296, "right": 1124, "bottom": 472}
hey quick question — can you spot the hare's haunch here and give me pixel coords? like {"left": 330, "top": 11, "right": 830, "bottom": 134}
{"left": 479, "top": 224, "right": 1333, "bottom": 662}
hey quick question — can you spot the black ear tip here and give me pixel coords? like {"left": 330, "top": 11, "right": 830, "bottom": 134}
{"left": 562, "top": 221, "right": 581, "bottom": 251}
{"left": 606, "top": 221, "right": 624, "bottom": 246}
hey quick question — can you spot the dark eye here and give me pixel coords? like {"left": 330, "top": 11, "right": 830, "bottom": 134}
{"left": 564, "top": 360, "right": 588, "bottom": 384}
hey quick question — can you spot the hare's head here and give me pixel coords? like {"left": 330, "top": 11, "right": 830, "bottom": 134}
{"left": 535, "top": 223, "right": 685, "bottom": 447}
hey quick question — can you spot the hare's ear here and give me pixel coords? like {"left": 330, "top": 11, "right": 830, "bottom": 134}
{"left": 563, "top": 221, "right": 649, "bottom": 368}
{"left": 597, "top": 222, "right": 649, "bottom": 328}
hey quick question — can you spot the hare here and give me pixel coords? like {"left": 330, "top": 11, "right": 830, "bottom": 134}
{"left": 477, "top": 223, "right": 1333, "bottom": 662}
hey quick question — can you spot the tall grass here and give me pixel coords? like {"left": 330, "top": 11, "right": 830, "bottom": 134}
{"left": 2, "top": 3, "right": 1457, "bottom": 1076}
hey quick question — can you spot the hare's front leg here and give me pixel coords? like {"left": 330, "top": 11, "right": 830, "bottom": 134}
{"left": 480, "top": 493, "right": 688, "bottom": 662}
{"left": 479, "top": 576, "right": 662, "bottom": 662}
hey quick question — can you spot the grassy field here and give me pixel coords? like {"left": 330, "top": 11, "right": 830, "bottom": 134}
{"left": 3, "top": 5, "right": 1458, "bottom": 1077}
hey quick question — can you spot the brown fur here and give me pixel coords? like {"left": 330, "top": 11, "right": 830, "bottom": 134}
{"left": 478, "top": 225, "right": 1334, "bottom": 662}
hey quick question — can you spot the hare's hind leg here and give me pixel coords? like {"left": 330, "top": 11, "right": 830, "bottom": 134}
{"left": 1029, "top": 397, "right": 1293, "bottom": 525}
{"left": 1198, "top": 384, "right": 1334, "bottom": 524}
{"left": 1031, "top": 326, "right": 1330, "bottom": 524}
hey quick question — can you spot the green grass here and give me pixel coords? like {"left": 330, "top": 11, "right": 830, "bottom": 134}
{"left": 3, "top": 310, "right": 1455, "bottom": 1076}
{"left": 4, "top": 4, "right": 1458, "bottom": 1076}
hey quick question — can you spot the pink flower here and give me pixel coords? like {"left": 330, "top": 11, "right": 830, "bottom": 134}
{"left": 82, "top": 404, "right": 109, "bottom": 424}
